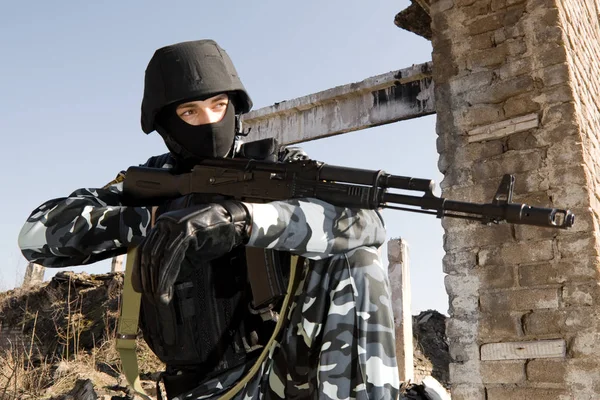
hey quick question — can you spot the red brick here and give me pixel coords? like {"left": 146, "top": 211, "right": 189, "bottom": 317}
{"left": 518, "top": 259, "right": 599, "bottom": 286}
{"left": 464, "top": 104, "right": 504, "bottom": 127}
{"left": 496, "top": 57, "right": 531, "bottom": 79}
{"left": 526, "top": 359, "right": 566, "bottom": 383}
{"left": 522, "top": 309, "right": 588, "bottom": 335}
{"left": 450, "top": 384, "right": 485, "bottom": 400}
{"left": 472, "top": 149, "right": 545, "bottom": 181}
{"left": 467, "top": 75, "right": 534, "bottom": 103}
{"left": 536, "top": 83, "right": 574, "bottom": 104}
{"left": 469, "top": 31, "right": 495, "bottom": 51}
{"left": 462, "top": 0, "right": 492, "bottom": 19}
{"left": 503, "top": 94, "right": 540, "bottom": 118}
{"left": 478, "top": 240, "right": 554, "bottom": 267}
{"left": 557, "top": 233, "right": 599, "bottom": 260}
{"left": 444, "top": 223, "right": 514, "bottom": 252}
{"left": 480, "top": 312, "right": 522, "bottom": 338}
{"left": 481, "top": 265, "right": 515, "bottom": 289}
{"left": 562, "top": 283, "right": 599, "bottom": 307}
{"left": 480, "top": 287, "right": 559, "bottom": 312}
{"left": 486, "top": 387, "right": 567, "bottom": 400}
{"left": 467, "top": 44, "right": 508, "bottom": 69}
{"left": 481, "top": 360, "right": 525, "bottom": 383}
{"left": 443, "top": 249, "right": 478, "bottom": 274}
{"left": 540, "top": 63, "right": 570, "bottom": 87}
{"left": 548, "top": 185, "right": 591, "bottom": 209}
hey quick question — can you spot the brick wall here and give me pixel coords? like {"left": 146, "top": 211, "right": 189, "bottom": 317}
{"left": 431, "top": 0, "right": 600, "bottom": 398}
{"left": 554, "top": 0, "right": 600, "bottom": 395}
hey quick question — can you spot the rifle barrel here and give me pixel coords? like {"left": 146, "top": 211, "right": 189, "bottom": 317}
{"left": 382, "top": 192, "right": 574, "bottom": 229}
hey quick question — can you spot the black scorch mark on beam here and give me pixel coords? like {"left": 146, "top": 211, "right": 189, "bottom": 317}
{"left": 372, "top": 80, "right": 426, "bottom": 107}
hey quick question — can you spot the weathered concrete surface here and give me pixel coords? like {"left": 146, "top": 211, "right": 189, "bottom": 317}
{"left": 111, "top": 254, "right": 124, "bottom": 273}
{"left": 388, "top": 238, "right": 414, "bottom": 383}
{"left": 23, "top": 262, "right": 44, "bottom": 287}
{"left": 242, "top": 62, "right": 434, "bottom": 145}
{"left": 395, "top": 0, "right": 432, "bottom": 40}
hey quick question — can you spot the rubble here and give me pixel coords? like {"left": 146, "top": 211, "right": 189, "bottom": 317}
{"left": 413, "top": 310, "right": 450, "bottom": 388}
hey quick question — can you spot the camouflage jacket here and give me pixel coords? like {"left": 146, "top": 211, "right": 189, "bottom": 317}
{"left": 17, "top": 146, "right": 399, "bottom": 399}
{"left": 18, "top": 147, "right": 387, "bottom": 267}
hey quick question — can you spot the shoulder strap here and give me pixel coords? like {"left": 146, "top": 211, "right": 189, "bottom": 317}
{"left": 220, "top": 254, "right": 304, "bottom": 400}
{"left": 115, "top": 247, "right": 152, "bottom": 400}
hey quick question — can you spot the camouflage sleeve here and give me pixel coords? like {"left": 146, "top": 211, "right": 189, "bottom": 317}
{"left": 18, "top": 179, "right": 151, "bottom": 268}
{"left": 244, "top": 198, "right": 386, "bottom": 260}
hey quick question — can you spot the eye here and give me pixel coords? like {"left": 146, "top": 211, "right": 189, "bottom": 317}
{"left": 213, "top": 101, "right": 228, "bottom": 110}
{"left": 178, "top": 109, "right": 195, "bottom": 117}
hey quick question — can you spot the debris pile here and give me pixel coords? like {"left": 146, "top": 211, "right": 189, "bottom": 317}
{"left": 0, "top": 271, "right": 162, "bottom": 400}
{"left": 413, "top": 310, "right": 450, "bottom": 388}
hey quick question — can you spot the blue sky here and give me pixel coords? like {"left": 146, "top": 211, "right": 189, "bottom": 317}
{"left": 0, "top": 1, "right": 446, "bottom": 314}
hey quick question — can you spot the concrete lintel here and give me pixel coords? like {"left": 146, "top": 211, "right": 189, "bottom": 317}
{"left": 242, "top": 62, "right": 435, "bottom": 145}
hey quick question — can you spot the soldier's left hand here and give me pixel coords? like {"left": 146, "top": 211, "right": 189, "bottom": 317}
{"left": 131, "top": 201, "right": 251, "bottom": 304}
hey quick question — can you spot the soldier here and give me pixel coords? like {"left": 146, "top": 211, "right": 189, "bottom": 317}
{"left": 18, "top": 40, "right": 399, "bottom": 399}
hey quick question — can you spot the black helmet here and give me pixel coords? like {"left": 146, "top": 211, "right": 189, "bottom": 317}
{"left": 141, "top": 39, "right": 253, "bottom": 134}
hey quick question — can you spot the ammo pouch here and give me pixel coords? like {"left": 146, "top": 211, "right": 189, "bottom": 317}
{"left": 139, "top": 246, "right": 258, "bottom": 370}
{"left": 246, "top": 247, "right": 290, "bottom": 311}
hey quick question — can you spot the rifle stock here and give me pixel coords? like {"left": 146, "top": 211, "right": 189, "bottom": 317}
{"left": 123, "top": 158, "right": 575, "bottom": 229}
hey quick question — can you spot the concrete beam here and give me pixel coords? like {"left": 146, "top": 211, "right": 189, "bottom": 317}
{"left": 242, "top": 62, "right": 434, "bottom": 145}
{"left": 388, "top": 238, "right": 414, "bottom": 383}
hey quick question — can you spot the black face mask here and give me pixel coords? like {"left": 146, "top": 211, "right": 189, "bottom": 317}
{"left": 158, "top": 102, "right": 236, "bottom": 161}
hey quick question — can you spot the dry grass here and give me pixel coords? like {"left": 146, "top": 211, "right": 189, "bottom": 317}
{"left": 0, "top": 348, "right": 53, "bottom": 399}
{"left": 0, "top": 273, "right": 164, "bottom": 399}
{"left": 0, "top": 314, "right": 164, "bottom": 400}
{"left": 0, "top": 349, "right": 120, "bottom": 400}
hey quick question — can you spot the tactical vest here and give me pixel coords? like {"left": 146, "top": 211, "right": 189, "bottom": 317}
{"left": 138, "top": 139, "right": 290, "bottom": 382}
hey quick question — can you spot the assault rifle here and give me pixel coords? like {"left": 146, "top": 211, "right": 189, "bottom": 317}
{"left": 123, "top": 157, "right": 575, "bottom": 229}
{"left": 121, "top": 156, "right": 575, "bottom": 336}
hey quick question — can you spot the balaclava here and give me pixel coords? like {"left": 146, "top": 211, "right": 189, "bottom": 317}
{"left": 157, "top": 100, "right": 236, "bottom": 159}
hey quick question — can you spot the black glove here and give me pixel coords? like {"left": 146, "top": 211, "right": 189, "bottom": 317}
{"left": 132, "top": 200, "right": 251, "bottom": 305}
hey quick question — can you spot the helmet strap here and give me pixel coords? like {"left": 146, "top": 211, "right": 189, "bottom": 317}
{"left": 235, "top": 114, "right": 252, "bottom": 137}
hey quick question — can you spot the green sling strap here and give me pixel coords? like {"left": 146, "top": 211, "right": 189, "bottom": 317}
{"left": 220, "top": 254, "right": 303, "bottom": 400}
{"left": 116, "top": 247, "right": 152, "bottom": 400}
